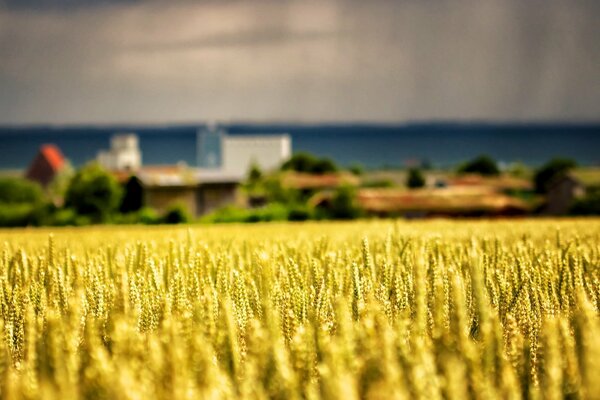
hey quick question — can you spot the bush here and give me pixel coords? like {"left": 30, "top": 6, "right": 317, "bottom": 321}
{"left": 406, "top": 168, "right": 426, "bottom": 189}
{"left": 0, "top": 203, "right": 37, "bottom": 227}
{"left": 458, "top": 155, "right": 500, "bottom": 176}
{"left": 570, "top": 188, "right": 600, "bottom": 215}
{"left": 65, "top": 163, "right": 122, "bottom": 222}
{"left": 203, "top": 206, "right": 247, "bottom": 223}
{"left": 329, "top": 185, "right": 362, "bottom": 220}
{"left": 162, "top": 204, "right": 191, "bottom": 224}
{"left": 138, "top": 207, "right": 161, "bottom": 224}
{"left": 349, "top": 163, "right": 364, "bottom": 176}
{"left": 0, "top": 177, "right": 44, "bottom": 204}
{"left": 311, "top": 158, "right": 338, "bottom": 174}
{"left": 362, "top": 179, "right": 395, "bottom": 188}
{"left": 49, "top": 208, "right": 91, "bottom": 227}
{"left": 288, "top": 205, "right": 312, "bottom": 221}
{"left": 281, "top": 152, "right": 338, "bottom": 174}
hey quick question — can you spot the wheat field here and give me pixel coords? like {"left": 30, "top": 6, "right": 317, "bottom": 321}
{"left": 0, "top": 219, "right": 599, "bottom": 399}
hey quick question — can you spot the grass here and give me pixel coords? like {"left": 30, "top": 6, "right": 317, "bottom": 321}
{"left": 0, "top": 218, "right": 599, "bottom": 399}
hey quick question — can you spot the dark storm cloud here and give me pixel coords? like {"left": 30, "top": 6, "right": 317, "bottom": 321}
{"left": 0, "top": 0, "right": 598, "bottom": 124}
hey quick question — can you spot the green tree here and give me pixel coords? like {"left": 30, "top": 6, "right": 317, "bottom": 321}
{"left": 311, "top": 158, "right": 338, "bottom": 174}
{"left": 458, "top": 155, "right": 500, "bottom": 176}
{"left": 0, "top": 177, "right": 44, "bottom": 204}
{"left": 281, "top": 152, "right": 318, "bottom": 173}
{"left": 534, "top": 158, "right": 577, "bottom": 194}
{"left": 247, "top": 162, "right": 263, "bottom": 185}
{"left": 349, "top": 163, "right": 364, "bottom": 176}
{"left": 281, "top": 152, "right": 338, "bottom": 174}
{"left": 120, "top": 176, "right": 144, "bottom": 213}
{"left": 0, "top": 177, "right": 46, "bottom": 227}
{"left": 162, "top": 204, "right": 191, "bottom": 224}
{"left": 570, "top": 188, "right": 600, "bottom": 215}
{"left": 406, "top": 168, "right": 426, "bottom": 189}
{"left": 65, "top": 163, "right": 123, "bottom": 222}
{"left": 329, "top": 185, "right": 362, "bottom": 220}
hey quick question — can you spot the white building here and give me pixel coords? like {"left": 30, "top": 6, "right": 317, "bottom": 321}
{"left": 221, "top": 134, "right": 291, "bottom": 177}
{"left": 97, "top": 134, "right": 142, "bottom": 171}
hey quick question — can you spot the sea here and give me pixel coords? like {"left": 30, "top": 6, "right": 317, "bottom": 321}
{"left": 0, "top": 122, "right": 598, "bottom": 170}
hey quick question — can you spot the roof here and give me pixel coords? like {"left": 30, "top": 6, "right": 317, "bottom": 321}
{"left": 447, "top": 174, "right": 532, "bottom": 190}
{"left": 356, "top": 188, "right": 531, "bottom": 214}
{"left": 39, "top": 144, "right": 65, "bottom": 171}
{"left": 281, "top": 172, "right": 359, "bottom": 189}
{"left": 111, "top": 165, "right": 243, "bottom": 187}
{"left": 311, "top": 187, "right": 532, "bottom": 215}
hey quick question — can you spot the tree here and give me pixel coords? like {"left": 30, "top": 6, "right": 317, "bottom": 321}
{"left": 162, "top": 204, "right": 191, "bottom": 224}
{"left": 65, "top": 163, "right": 122, "bottom": 222}
{"left": 406, "top": 168, "right": 426, "bottom": 189}
{"left": 570, "top": 188, "right": 600, "bottom": 215}
{"left": 534, "top": 158, "right": 577, "bottom": 194}
{"left": 458, "top": 155, "right": 500, "bottom": 176}
{"left": 281, "top": 152, "right": 338, "bottom": 174}
{"left": 247, "top": 162, "right": 263, "bottom": 185}
{"left": 281, "top": 152, "right": 318, "bottom": 173}
{"left": 120, "top": 176, "right": 144, "bottom": 213}
{"left": 311, "top": 158, "right": 338, "bottom": 174}
{"left": 349, "top": 163, "right": 364, "bottom": 176}
{"left": 0, "top": 177, "right": 44, "bottom": 204}
{"left": 329, "top": 185, "right": 362, "bottom": 220}
{"left": 0, "top": 177, "right": 46, "bottom": 227}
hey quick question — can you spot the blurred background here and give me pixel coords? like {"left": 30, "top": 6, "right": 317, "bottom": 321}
{"left": 0, "top": 0, "right": 599, "bottom": 226}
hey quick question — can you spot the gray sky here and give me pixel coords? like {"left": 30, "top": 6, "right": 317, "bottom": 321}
{"left": 0, "top": 0, "right": 598, "bottom": 124}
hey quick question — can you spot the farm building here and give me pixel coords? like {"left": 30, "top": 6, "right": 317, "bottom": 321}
{"left": 97, "top": 134, "right": 142, "bottom": 172}
{"left": 197, "top": 126, "right": 291, "bottom": 176}
{"left": 542, "top": 174, "right": 586, "bottom": 215}
{"left": 25, "top": 144, "right": 66, "bottom": 187}
{"left": 116, "top": 165, "right": 241, "bottom": 217}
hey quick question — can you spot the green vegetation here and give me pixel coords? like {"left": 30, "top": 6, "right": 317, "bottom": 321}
{"left": 571, "top": 187, "right": 600, "bottom": 215}
{"left": 0, "top": 177, "right": 46, "bottom": 227}
{"left": 406, "top": 167, "right": 426, "bottom": 188}
{"left": 458, "top": 155, "right": 500, "bottom": 176}
{"left": 64, "top": 163, "right": 123, "bottom": 222}
{"left": 119, "top": 176, "right": 144, "bottom": 214}
{"left": 281, "top": 152, "right": 338, "bottom": 174}
{"left": 327, "top": 184, "right": 362, "bottom": 220}
{"left": 0, "top": 220, "right": 598, "bottom": 399}
{"left": 0, "top": 177, "right": 44, "bottom": 204}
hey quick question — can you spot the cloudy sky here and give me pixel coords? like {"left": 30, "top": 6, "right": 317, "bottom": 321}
{"left": 0, "top": 0, "right": 598, "bottom": 124}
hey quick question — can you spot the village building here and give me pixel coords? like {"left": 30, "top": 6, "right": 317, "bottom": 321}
{"left": 543, "top": 174, "right": 586, "bottom": 215}
{"left": 135, "top": 167, "right": 241, "bottom": 217}
{"left": 99, "top": 129, "right": 293, "bottom": 217}
{"left": 221, "top": 135, "right": 291, "bottom": 176}
{"left": 25, "top": 144, "right": 66, "bottom": 187}
{"left": 97, "top": 134, "right": 142, "bottom": 171}
{"left": 197, "top": 126, "right": 291, "bottom": 176}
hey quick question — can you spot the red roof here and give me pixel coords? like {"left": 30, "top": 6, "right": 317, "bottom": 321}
{"left": 40, "top": 144, "right": 65, "bottom": 171}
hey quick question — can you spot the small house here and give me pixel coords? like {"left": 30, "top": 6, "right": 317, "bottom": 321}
{"left": 25, "top": 144, "right": 66, "bottom": 187}
{"left": 543, "top": 174, "right": 586, "bottom": 215}
{"left": 116, "top": 166, "right": 242, "bottom": 217}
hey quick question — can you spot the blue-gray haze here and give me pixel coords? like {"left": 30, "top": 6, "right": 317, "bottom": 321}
{"left": 1, "top": 124, "right": 598, "bottom": 170}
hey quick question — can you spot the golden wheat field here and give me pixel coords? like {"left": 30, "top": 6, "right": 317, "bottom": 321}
{"left": 0, "top": 219, "right": 599, "bottom": 399}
